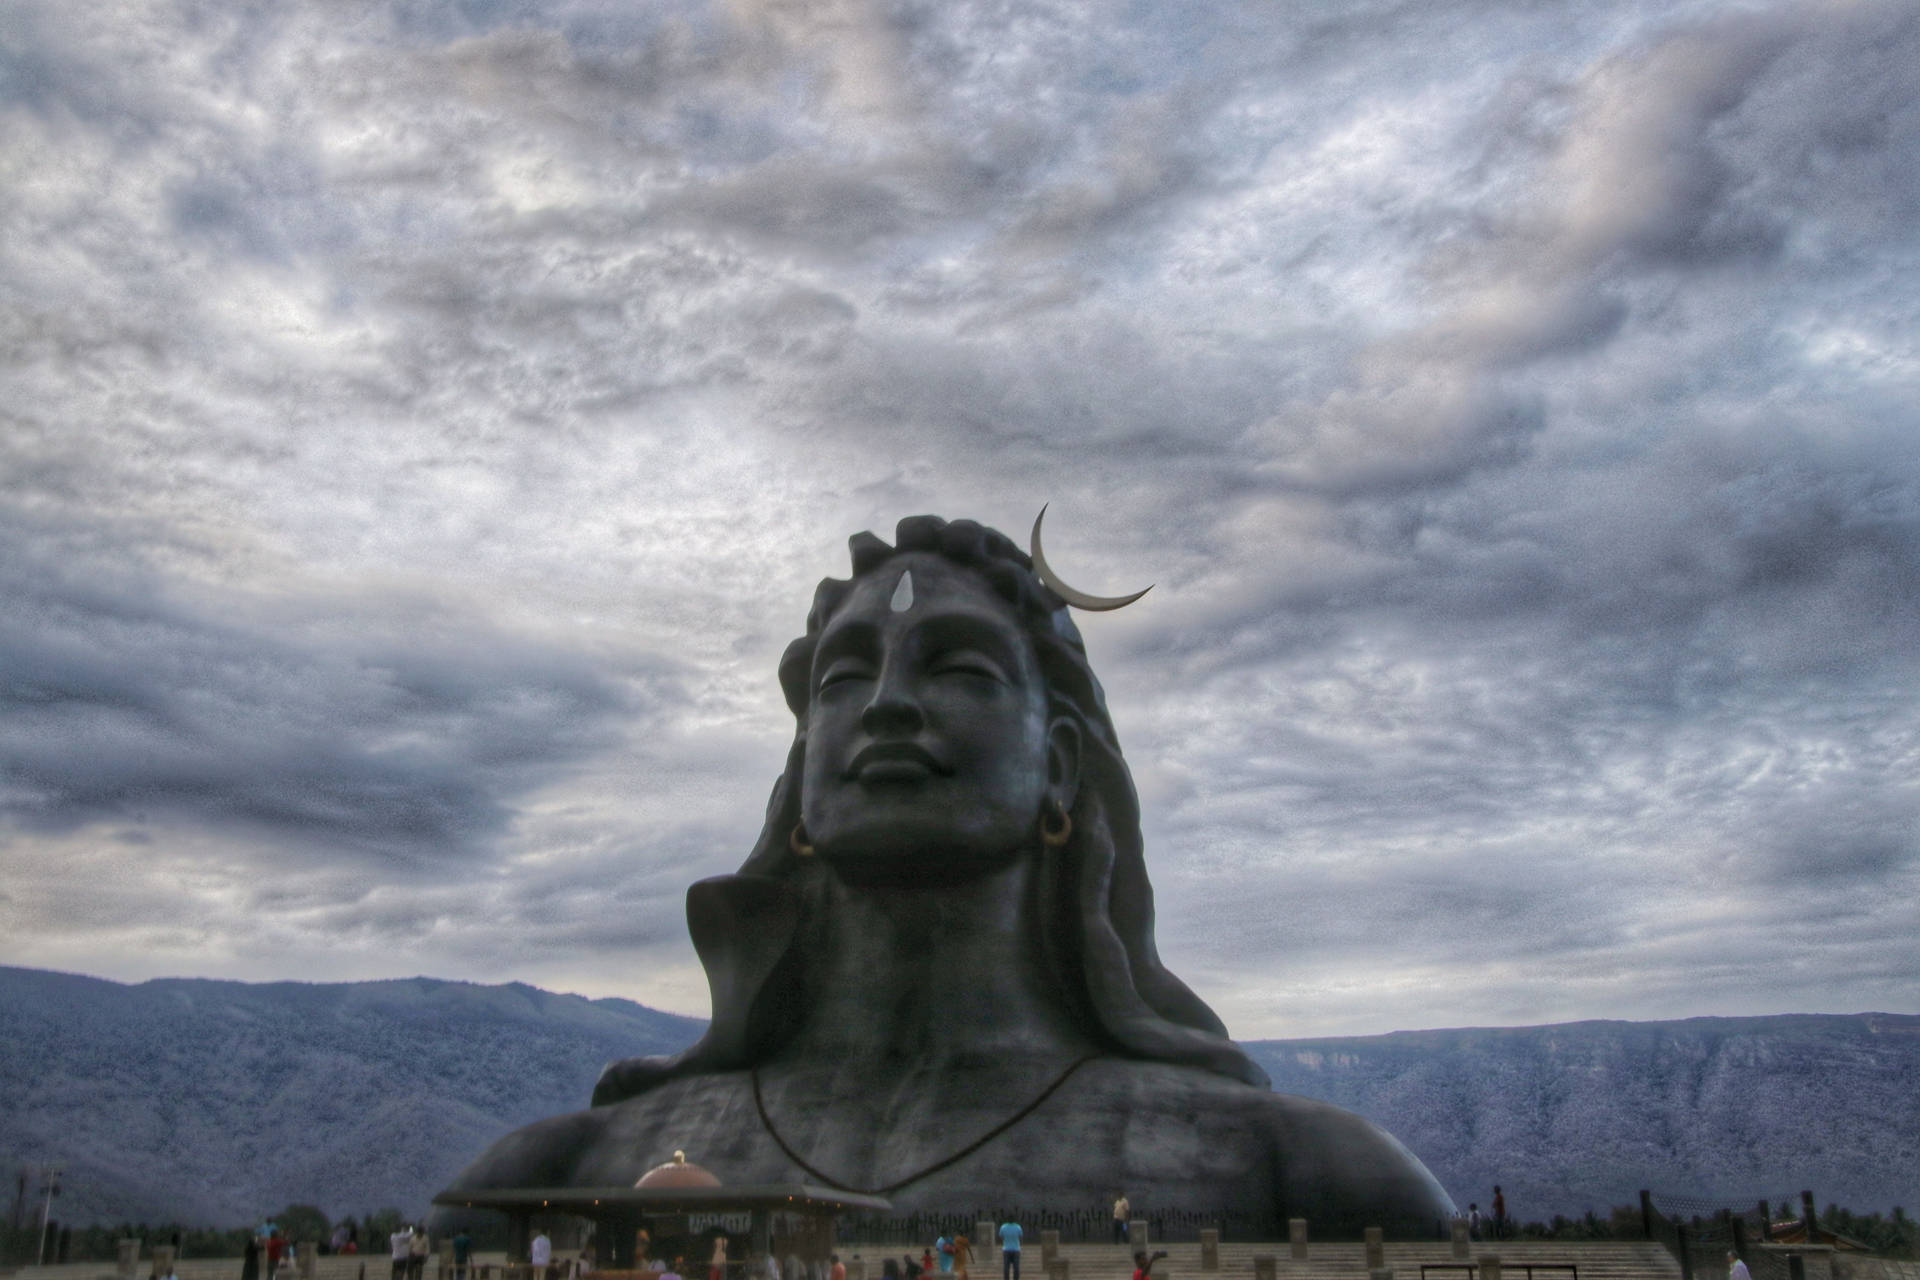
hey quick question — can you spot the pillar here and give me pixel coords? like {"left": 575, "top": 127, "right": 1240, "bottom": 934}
{"left": 1200, "top": 1230, "right": 1219, "bottom": 1272}
{"left": 1363, "top": 1229, "right": 1383, "bottom": 1273}
{"left": 1288, "top": 1221, "right": 1308, "bottom": 1262}
{"left": 1478, "top": 1257, "right": 1501, "bottom": 1280}
{"left": 1130, "top": 1221, "right": 1149, "bottom": 1249}
{"left": 1451, "top": 1221, "right": 1470, "bottom": 1260}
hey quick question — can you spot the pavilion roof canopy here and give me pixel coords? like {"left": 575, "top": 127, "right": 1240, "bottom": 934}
{"left": 431, "top": 1185, "right": 893, "bottom": 1217}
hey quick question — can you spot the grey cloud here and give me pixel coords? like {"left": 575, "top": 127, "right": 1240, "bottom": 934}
{"left": 5, "top": 0, "right": 1918, "bottom": 1036}
{"left": 0, "top": 511, "right": 669, "bottom": 863}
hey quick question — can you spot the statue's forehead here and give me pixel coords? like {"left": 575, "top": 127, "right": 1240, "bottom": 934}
{"left": 839, "top": 553, "right": 1001, "bottom": 611}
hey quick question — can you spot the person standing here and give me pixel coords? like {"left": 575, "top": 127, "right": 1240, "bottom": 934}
{"left": 1468, "top": 1206, "right": 1481, "bottom": 1241}
{"left": 242, "top": 1235, "right": 262, "bottom": 1280}
{"left": 409, "top": 1227, "right": 430, "bottom": 1280}
{"left": 997, "top": 1221, "right": 1022, "bottom": 1280}
{"left": 710, "top": 1237, "right": 728, "bottom": 1280}
{"left": 1729, "top": 1253, "right": 1752, "bottom": 1280}
{"left": 390, "top": 1228, "right": 412, "bottom": 1280}
{"left": 531, "top": 1231, "right": 552, "bottom": 1278}
{"left": 830, "top": 1257, "right": 846, "bottom": 1280}
{"left": 936, "top": 1237, "right": 954, "bottom": 1277}
{"left": 1112, "top": 1195, "right": 1131, "bottom": 1246}
{"left": 453, "top": 1231, "right": 472, "bottom": 1280}
{"left": 1492, "top": 1188, "right": 1507, "bottom": 1240}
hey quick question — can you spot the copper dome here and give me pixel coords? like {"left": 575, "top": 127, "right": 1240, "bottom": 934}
{"left": 634, "top": 1150, "right": 722, "bottom": 1189}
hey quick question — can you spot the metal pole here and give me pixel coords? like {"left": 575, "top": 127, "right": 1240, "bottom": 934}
{"left": 36, "top": 1168, "right": 61, "bottom": 1267}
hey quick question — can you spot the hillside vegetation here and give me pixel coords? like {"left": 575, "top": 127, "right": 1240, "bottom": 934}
{"left": 2, "top": 967, "right": 1912, "bottom": 1228}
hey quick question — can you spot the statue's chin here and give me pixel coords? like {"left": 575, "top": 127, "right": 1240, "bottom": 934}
{"left": 816, "top": 837, "right": 1029, "bottom": 889}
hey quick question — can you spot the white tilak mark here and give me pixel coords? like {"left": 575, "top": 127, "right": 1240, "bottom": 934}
{"left": 890, "top": 570, "right": 914, "bottom": 612}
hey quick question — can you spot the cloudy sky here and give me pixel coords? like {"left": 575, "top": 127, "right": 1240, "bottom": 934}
{"left": 3, "top": 0, "right": 1916, "bottom": 1040}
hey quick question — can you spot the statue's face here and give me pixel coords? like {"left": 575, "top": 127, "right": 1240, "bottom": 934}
{"left": 800, "top": 552, "right": 1074, "bottom": 883}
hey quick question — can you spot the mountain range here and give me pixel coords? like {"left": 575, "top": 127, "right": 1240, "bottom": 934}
{"left": 1, "top": 966, "right": 1912, "bottom": 1229}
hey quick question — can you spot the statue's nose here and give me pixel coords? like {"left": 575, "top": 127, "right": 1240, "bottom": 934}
{"left": 860, "top": 663, "right": 924, "bottom": 735}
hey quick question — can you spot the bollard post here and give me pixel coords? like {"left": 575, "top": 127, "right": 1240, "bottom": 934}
{"left": 1451, "top": 1221, "right": 1470, "bottom": 1260}
{"left": 1370, "top": 1270, "right": 1393, "bottom": 1280}
{"left": 977, "top": 1225, "right": 997, "bottom": 1265}
{"left": 1253, "top": 1258, "right": 1276, "bottom": 1280}
{"left": 1364, "top": 1229, "right": 1383, "bottom": 1273}
{"left": 1130, "top": 1222, "right": 1149, "bottom": 1250}
{"left": 119, "top": 1239, "right": 141, "bottom": 1280}
{"left": 1478, "top": 1257, "right": 1500, "bottom": 1280}
{"left": 154, "top": 1246, "right": 178, "bottom": 1277}
{"left": 1200, "top": 1230, "right": 1219, "bottom": 1272}
{"left": 1288, "top": 1221, "right": 1307, "bottom": 1262}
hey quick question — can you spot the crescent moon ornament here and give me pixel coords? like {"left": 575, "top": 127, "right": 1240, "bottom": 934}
{"left": 1029, "top": 505, "right": 1153, "bottom": 611}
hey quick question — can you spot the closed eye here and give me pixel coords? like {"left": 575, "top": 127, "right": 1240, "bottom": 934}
{"left": 817, "top": 660, "right": 875, "bottom": 691}
{"left": 930, "top": 650, "right": 1008, "bottom": 683}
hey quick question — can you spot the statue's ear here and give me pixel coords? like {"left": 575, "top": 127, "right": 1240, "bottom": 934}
{"left": 1047, "top": 714, "right": 1082, "bottom": 813}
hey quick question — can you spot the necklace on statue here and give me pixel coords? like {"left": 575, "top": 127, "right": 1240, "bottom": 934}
{"left": 750, "top": 1054, "right": 1099, "bottom": 1196}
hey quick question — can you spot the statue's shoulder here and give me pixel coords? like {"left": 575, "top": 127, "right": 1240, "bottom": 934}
{"left": 444, "top": 1070, "right": 771, "bottom": 1204}
{"left": 1074, "top": 1060, "right": 1453, "bottom": 1234}
{"left": 441, "top": 1106, "right": 611, "bottom": 1193}
{"left": 1244, "top": 1086, "right": 1457, "bottom": 1233}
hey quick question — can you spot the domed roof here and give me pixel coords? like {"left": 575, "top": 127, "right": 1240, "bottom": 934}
{"left": 635, "top": 1150, "right": 722, "bottom": 1189}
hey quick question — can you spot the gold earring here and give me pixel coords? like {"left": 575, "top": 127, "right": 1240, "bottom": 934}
{"left": 1040, "top": 802, "right": 1072, "bottom": 848}
{"left": 789, "top": 823, "right": 815, "bottom": 857}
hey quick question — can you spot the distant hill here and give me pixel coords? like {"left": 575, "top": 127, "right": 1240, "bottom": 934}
{"left": 0, "top": 967, "right": 702, "bottom": 1228}
{"left": 1242, "top": 1014, "right": 1920, "bottom": 1224}
{"left": 2, "top": 966, "right": 1913, "bottom": 1228}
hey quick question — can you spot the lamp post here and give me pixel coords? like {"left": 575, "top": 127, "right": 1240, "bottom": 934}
{"left": 35, "top": 1166, "right": 62, "bottom": 1267}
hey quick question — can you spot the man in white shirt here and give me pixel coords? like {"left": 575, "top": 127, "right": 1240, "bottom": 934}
{"left": 531, "top": 1232, "right": 553, "bottom": 1276}
{"left": 392, "top": 1229, "right": 414, "bottom": 1280}
{"left": 1111, "top": 1196, "right": 1130, "bottom": 1246}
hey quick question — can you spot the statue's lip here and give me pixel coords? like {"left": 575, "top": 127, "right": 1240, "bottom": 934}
{"left": 845, "top": 741, "right": 949, "bottom": 780}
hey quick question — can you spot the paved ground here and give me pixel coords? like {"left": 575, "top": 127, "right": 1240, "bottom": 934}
{"left": 3, "top": 1241, "right": 1684, "bottom": 1280}
{"left": 837, "top": 1239, "right": 1682, "bottom": 1280}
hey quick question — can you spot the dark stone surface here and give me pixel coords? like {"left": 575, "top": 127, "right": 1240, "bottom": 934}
{"left": 436, "top": 516, "right": 1455, "bottom": 1239}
